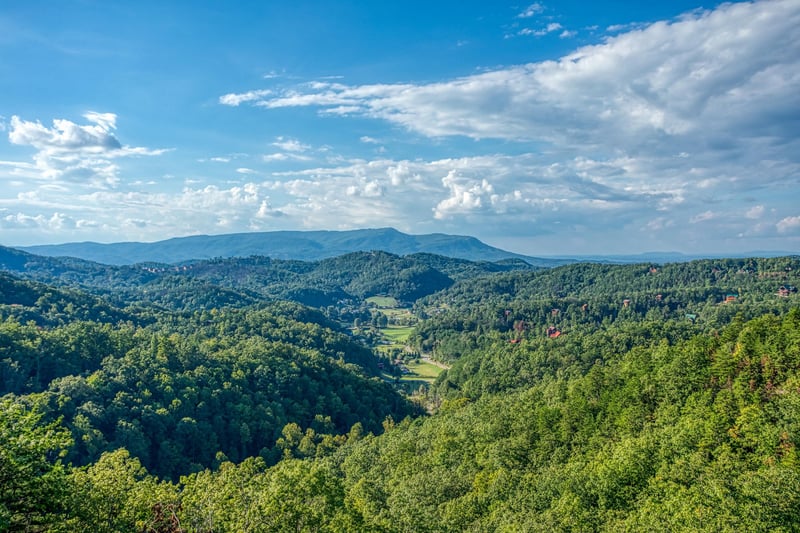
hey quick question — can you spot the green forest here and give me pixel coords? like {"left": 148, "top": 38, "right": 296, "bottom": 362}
{"left": 2, "top": 248, "right": 800, "bottom": 531}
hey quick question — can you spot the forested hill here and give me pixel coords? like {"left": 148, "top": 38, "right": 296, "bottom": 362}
{"left": 412, "top": 256, "right": 800, "bottom": 365}
{"left": 17, "top": 227, "right": 564, "bottom": 266}
{"left": 0, "top": 246, "right": 536, "bottom": 310}
{"left": 1, "top": 274, "right": 418, "bottom": 484}
{"left": 3, "top": 252, "right": 800, "bottom": 530}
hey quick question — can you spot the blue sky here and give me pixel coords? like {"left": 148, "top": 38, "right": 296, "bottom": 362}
{"left": 1, "top": 0, "right": 799, "bottom": 256}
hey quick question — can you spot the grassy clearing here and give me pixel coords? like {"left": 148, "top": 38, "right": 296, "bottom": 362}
{"left": 366, "top": 296, "right": 399, "bottom": 308}
{"left": 381, "top": 308, "right": 414, "bottom": 319}
{"left": 403, "top": 360, "right": 443, "bottom": 380}
{"left": 381, "top": 325, "right": 415, "bottom": 344}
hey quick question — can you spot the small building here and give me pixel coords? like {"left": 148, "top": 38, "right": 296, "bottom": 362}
{"left": 724, "top": 294, "right": 738, "bottom": 303}
{"left": 778, "top": 285, "right": 798, "bottom": 297}
{"left": 623, "top": 299, "right": 631, "bottom": 307}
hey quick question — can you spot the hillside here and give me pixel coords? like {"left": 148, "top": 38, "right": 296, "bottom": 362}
{"left": 0, "top": 246, "right": 536, "bottom": 311}
{"left": 0, "top": 276, "right": 418, "bottom": 482}
{"left": 17, "top": 228, "right": 563, "bottom": 266}
{"left": 2, "top": 253, "right": 800, "bottom": 531}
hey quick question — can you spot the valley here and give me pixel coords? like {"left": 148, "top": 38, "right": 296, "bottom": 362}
{"left": 1, "top": 243, "right": 799, "bottom": 531}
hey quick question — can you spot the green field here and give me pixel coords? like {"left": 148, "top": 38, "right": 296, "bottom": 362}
{"left": 381, "top": 325, "right": 415, "bottom": 343}
{"left": 402, "top": 360, "right": 443, "bottom": 381}
{"left": 366, "top": 295, "right": 399, "bottom": 307}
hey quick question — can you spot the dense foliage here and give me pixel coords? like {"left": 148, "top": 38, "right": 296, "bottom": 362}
{"left": 1, "top": 276, "right": 417, "bottom": 482}
{"left": 1, "top": 246, "right": 532, "bottom": 311}
{"left": 2, "top": 251, "right": 800, "bottom": 531}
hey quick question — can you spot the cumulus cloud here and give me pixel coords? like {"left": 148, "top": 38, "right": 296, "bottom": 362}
{"left": 6, "top": 112, "right": 166, "bottom": 187}
{"left": 777, "top": 216, "right": 800, "bottom": 234}
{"left": 3, "top": 148, "right": 795, "bottom": 252}
{"left": 0, "top": 211, "right": 75, "bottom": 231}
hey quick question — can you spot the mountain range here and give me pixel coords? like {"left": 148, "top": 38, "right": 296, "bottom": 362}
{"left": 14, "top": 228, "right": 796, "bottom": 268}
{"left": 18, "top": 227, "right": 566, "bottom": 267}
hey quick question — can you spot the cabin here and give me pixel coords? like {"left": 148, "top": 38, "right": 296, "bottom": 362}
{"left": 778, "top": 285, "right": 798, "bottom": 297}
{"left": 724, "top": 294, "right": 738, "bottom": 303}
{"left": 622, "top": 299, "right": 631, "bottom": 308}
{"left": 546, "top": 326, "right": 561, "bottom": 338}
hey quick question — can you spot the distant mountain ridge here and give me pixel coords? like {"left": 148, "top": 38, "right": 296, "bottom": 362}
{"left": 18, "top": 228, "right": 564, "bottom": 267}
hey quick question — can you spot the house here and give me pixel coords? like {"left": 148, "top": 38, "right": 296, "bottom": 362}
{"left": 778, "top": 285, "right": 798, "bottom": 297}
{"left": 724, "top": 294, "right": 738, "bottom": 303}
{"left": 623, "top": 299, "right": 631, "bottom": 307}
{"left": 546, "top": 326, "right": 561, "bottom": 338}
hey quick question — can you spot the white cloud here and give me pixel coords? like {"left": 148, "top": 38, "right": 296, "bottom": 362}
{"left": 746, "top": 205, "right": 765, "bottom": 219}
{"left": 236, "top": 167, "right": 256, "bottom": 174}
{"left": 360, "top": 136, "right": 380, "bottom": 144}
{"left": 777, "top": 216, "right": 800, "bottom": 234}
{"left": 219, "top": 89, "right": 273, "bottom": 106}
{"left": 6, "top": 113, "right": 166, "bottom": 187}
{"left": 518, "top": 3, "right": 545, "bottom": 18}
{"left": 271, "top": 137, "right": 310, "bottom": 152}
{"left": 434, "top": 171, "right": 492, "bottom": 219}
{"left": 0, "top": 211, "right": 74, "bottom": 231}
{"left": 9, "top": 113, "right": 121, "bottom": 151}
{"left": 3, "top": 148, "right": 796, "bottom": 252}
{"left": 263, "top": 152, "right": 311, "bottom": 163}
{"left": 517, "top": 22, "right": 563, "bottom": 37}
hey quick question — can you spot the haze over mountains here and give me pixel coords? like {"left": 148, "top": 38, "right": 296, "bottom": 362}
{"left": 15, "top": 228, "right": 795, "bottom": 268}
{"left": 19, "top": 228, "right": 562, "bottom": 266}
